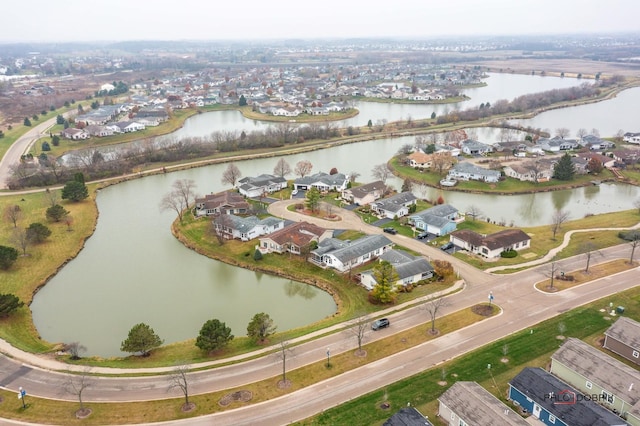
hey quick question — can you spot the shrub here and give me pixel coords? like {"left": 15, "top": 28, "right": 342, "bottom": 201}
{"left": 500, "top": 249, "right": 518, "bottom": 258}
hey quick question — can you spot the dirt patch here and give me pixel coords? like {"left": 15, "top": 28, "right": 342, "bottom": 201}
{"left": 75, "top": 408, "right": 92, "bottom": 419}
{"left": 354, "top": 349, "right": 367, "bottom": 358}
{"left": 501, "top": 357, "right": 509, "bottom": 363}
{"left": 472, "top": 304, "right": 494, "bottom": 316}
{"left": 218, "top": 390, "right": 253, "bottom": 407}
{"left": 556, "top": 335, "right": 566, "bottom": 341}
{"left": 438, "top": 381, "right": 447, "bottom": 386}
{"left": 277, "top": 379, "right": 292, "bottom": 389}
{"left": 181, "top": 402, "right": 196, "bottom": 412}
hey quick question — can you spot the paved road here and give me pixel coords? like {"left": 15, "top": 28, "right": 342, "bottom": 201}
{"left": 0, "top": 199, "right": 638, "bottom": 425}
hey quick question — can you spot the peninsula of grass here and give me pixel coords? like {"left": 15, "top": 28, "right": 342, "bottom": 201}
{"left": 535, "top": 259, "right": 637, "bottom": 292}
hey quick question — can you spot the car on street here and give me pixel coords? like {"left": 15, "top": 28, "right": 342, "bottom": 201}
{"left": 372, "top": 318, "right": 390, "bottom": 330}
{"left": 383, "top": 227, "right": 397, "bottom": 235}
{"left": 417, "top": 231, "right": 429, "bottom": 239}
{"left": 440, "top": 242, "right": 454, "bottom": 251}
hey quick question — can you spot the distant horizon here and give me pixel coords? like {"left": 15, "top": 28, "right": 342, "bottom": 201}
{"left": 3, "top": 0, "right": 639, "bottom": 44}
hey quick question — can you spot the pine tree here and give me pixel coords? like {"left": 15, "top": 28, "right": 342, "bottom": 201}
{"left": 553, "top": 152, "right": 576, "bottom": 181}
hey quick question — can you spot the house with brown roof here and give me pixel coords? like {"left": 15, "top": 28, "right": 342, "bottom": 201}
{"left": 258, "top": 221, "right": 333, "bottom": 255}
{"left": 407, "top": 151, "right": 453, "bottom": 170}
{"left": 194, "top": 191, "right": 251, "bottom": 217}
{"left": 504, "top": 161, "right": 554, "bottom": 182}
{"left": 604, "top": 316, "right": 640, "bottom": 366}
{"left": 438, "top": 381, "right": 528, "bottom": 426}
{"left": 449, "top": 229, "right": 531, "bottom": 258}
{"left": 341, "top": 180, "right": 386, "bottom": 205}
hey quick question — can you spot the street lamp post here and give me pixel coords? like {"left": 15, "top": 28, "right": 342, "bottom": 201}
{"left": 326, "top": 348, "right": 331, "bottom": 368}
{"left": 488, "top": 291, "right": 494, "bottom": 305}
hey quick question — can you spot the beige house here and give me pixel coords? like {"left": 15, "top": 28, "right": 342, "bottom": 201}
{"left": 604, "top": 316, "right": 640, "bottom": 366}
{"left": 550, "top": 337, "right": 640, "bottom": 425}
{"left": 438, "top": 381, "right": 528, "bottom": 426}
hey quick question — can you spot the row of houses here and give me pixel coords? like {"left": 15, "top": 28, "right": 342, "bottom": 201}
{"left": 434, "top": 317, "right": 640, "bottom": 426}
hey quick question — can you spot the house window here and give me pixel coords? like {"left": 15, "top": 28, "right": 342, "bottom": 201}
{"left": 586, "top": 381, "right": 592, "bottom": 389}
{"left": 549, "top": 414, "right": 556, "bottom": 424}
{"left": 458, "top": 420, "right": 467, "bottom": 426}
{"left": 633, "top": 350, "right": 639, "bottom": 358}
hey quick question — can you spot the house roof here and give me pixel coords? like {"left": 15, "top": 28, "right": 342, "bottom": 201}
{"left": 438, "top": 381, "right": 528, "bottom": 426}
{"left": 382, "top": 407, "right": 433, "bottom": 426}
{"left": 551, "top": 338, "right": 640, "bottom": 405}
{"left": 509, "top": 367, "right": 627, "bottom": 426}
{"left": 450, "top": 162, "right": 501, "bottom": 178}
{"left": 348, "top": 180, "right": 385, "bottom": 199}
{"left": 379, "top": 249, "right": 417, "bottom": 264}
{"left": 295, "top": 172, "right": 348, "bottom": 187}
{"left": 451, "top": 229, "right": 530, "bottom": 251}
{"left": 410, "top": 204, "right": 458, "bottom": 227}
{"left": 313, "top": 234, "right": 393, "bottom": 264}
{"left": 196, "top": 191, "right": 250, "bottom": 211}
{"left": 261, "top": 221, "right": 327, "bottom": 247}
{"left": 605, "top": 316, "right": 640, "bottom": 351}
{"left": 374, "top": 192, "right": 417, "bottom": 213}
{"left": 226, "top": 215, "right": 282, "bottom": 233}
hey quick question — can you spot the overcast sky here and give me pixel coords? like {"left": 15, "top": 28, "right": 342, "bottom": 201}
{"left": 2, "top": 0, "right": 638, "bottom": 43}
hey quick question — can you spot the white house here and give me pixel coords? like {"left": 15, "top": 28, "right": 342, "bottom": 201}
{"left": 447, "top": 162, "right": 500, "bottom": 183}
{"left": 61, "top": 128, "right": 90, "bottom": 140}
{"left": 460, "top": 139, "right": 494, "bottom": 155}
{"left": 449, "top": 229, "right": 531, "bottom": 258}
{"left": 503, "top": 161, "right": 554, "bottom": 182}
{"left": 341, "top": 180, "right": 386, "bottom": 205}
{"left": 238, "top": 174, "right": 288, "bottom": 198}
{"left": 213, "top": 215, "right": 284, "bottom": 241}
{"left": 294, "top": 172, "right": 349, "bottom": 192}
{"left": 359, "top": 249, "right": 433, "bottom": 290}
{"left": 408, "top": 204, "right": 460, "bottom": 236}
{"left": 371, "top": 192, "right": 417, "bottom": 219}
{"left": 310, "top": 234, "right": 393, "bottom": 273}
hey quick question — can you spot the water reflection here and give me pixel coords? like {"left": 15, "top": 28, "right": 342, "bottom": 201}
{"left": 284, "top": 281, "right": 318, "bottom": 300}
{"left": 551, "top": 189, "right": 571, "bottom": 213}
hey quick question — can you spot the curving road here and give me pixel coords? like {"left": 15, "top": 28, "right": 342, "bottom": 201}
{"left": 0, "top": 199, "right": 638, "bottom": 425}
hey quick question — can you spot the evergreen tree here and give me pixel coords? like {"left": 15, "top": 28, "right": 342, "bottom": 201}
{"left": 305, "top": 187, "right": 321, "bottom": 213}
{"left": 247, "top": 312, "right": 277, "bottom": 343}
{"left": 46, "top": 204, "right": 69, "bottom": 222}
{"left": 62, "top": 180, "right": 89, "bottom": 202}
{"left": 0, "top": 294, "right": 24, "bottom": 317}
{"left": 0, "top": 246, "right": 19, "bottom": 270}
{"left": 23, "top": 117, "right": 31, "bottom": 126}
{"left": 26, "top": 222, "right": 52, "bottom": 243}
{"left": 120, "top": 323, "right": 163, "bottom": 356}
{"left": 195, "top": 319, "right": 234, "bottom": 353}
{"left": 553, "top": 152, "right": 576, "bottom": 181}
{"left": 239, "top": 95, "right": 247, "bottom": 106}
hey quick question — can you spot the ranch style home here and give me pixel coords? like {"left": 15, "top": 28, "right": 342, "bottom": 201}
{"left": 449, "top": 229, "right": 531, "bottom": 258}
{"left": 310, "top": 234, "right": 393, "bottom": 273}
{"left": 358, "top": 249, "right": 433, "bottom": 291}
{"left": 238, "top": 174, "right": 288, "bottom": 198}
{"left": 371, "top": 192, "right": 417, "bottom": 219}
{"left": 408, "top": 204, "right": 460, "bottom": 236}
{"left": 213, "top": 214, "right": 284, "bottom": 241}
{"left": 194, "top": 191, "right": 251, "bottom": 217}
{"left": 446, "top": 162, "right": 501, "bottom": 183}
{"left": 603, "top": 316, "right": 640, "bottom": 367}
{"left": 294, "top": 172, "right": 349, "bottom": 192}
{"left": 341, "top": 180, "right": 386, "bottom": 206}
{"left": 258, "top": 221, "right": 333, "bottom": 255}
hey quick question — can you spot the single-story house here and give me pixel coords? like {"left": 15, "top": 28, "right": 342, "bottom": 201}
{"left": 213, "top": 214, "right": 284, "bottom": 241}
{"left": 294, "top": 172, "right": 349, "bottom": 192}
{"left": 383, "top": 407, "right": 433, "bottom": 426}
{"left": 537, "top": 136, "right": 579, "bottom": 152}
{"left": 550, "top": 337, "right": 640, "bottom": 424}
{"left": 258, "top": 221, "right": 332, "bottom": 255}
{"left": 449, "top": 229, "right": 531, "bottom": 258}
{"left": 408, "top": 204, "right": 459, "bottom": 236}
{"left": 238, "top": 174, "right": 288, "bottom": 198}
{"left": 446, "top": 162, "right": 501, "bottom": 183}
{"left": 576, "top": 153, "right": 616, "bottom": 169}
{"left": 504, "top": 162, "right": 554, "bottom": 182}
{"left": 359, "top": 249, "right": 434, "bottom": 290}
{"left": 194, "top": 191, "right": 251, "bottom": 217}
{"left": 341, "top": 180, "right": 386, "bottom": 205}
{"left": 113, "top": 121, "right": 145, "bottom": 133}
{"left": 603, "top": 316, "right": 640, "bottom": 366}
{"left": 310, "top": 234, "right": 393, "bottom": 273}
{"left": 623, "top": 132, "right": 640, "bottom": 144}
{"left": 84, "top": 125, "right": 114, "bottom": 137}
{"left": 508, "top": 367, "right": 627, "bottom": 426}
{"left": 435, "top": 144, "right": 461, "bottom": 157}
{"left": 407, "top": 152, "right": 453, "bottom": 170}
{"left": 438, "top": 381, "right": 528, "bottom": 426}
{"left": 612, "top": 150, "right": 640, "bottom": 167}
{"left": 460, "top": 139, "right": 494, "bottom": 155}
{"left": 581, "top": 134, "right": 616, "bottom": 151}
{"left": 61, "top": 128, "right": 90, "bottom": 140}
{"left": 371, "top": 192, "right": 418, "bottom": 219}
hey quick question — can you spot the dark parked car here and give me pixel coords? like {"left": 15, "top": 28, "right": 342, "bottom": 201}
{"left": 383, "top": 227, "right": 397, "bottom": 235}
{"left": 417, "top": 231, "right": 429, "bottom": 239}
{"left": 372, "top": 318, "right": 390, "bottom": 330}
{"left": 440, "top": 242, "right": 454, "bottom": 251}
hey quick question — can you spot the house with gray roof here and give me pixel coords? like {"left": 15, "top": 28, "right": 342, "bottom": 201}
{"left": 537, "top": 136, "right": 579, "bottom": 152}
{"left": 508, "top": 367, "right": 628, "bottom": 426}
{"left": 383, "top": 407, "right": 433, "bottom": 426}
{"left": 604, "top": 317, "right": 640, "bottom": 366}
{"left": 438, "top": 381, "right": 528, "bottom": 426}
{"left": 238, "top": 174, "right": 288, "bottom": 198}
{"left": 371, "top": 192, "right": 417, "bottom": 219}
{"left": 449, "top": 229, "right": 531, "bottom": 258}
{"left": 550, "top": 337, "right": 640, "bottom": 425}
{"left": 310, "top": 234, "right": 393, "bottom": 273}
{"left": 580, "top": 134, "right": 616, "bottom": 151}
{"left": 213, "top": 214, "right": 284, "bottom": 241}
{"left": 446, "top": 162, "right": 500, "bottom": 183}
{"left": 460, "top": 139, "right": 494, "bottom": 155}
{"left": 294, "top": 172, "right": 349, "bottom": 192}
{"left": 408, "top": 204, "right": 459, "bottom": 236}
{"left": 359, "top": 249, "right": 433, "bottom": 290}
{"left": 341, "top": 180, "right": 386, "bottom": 205}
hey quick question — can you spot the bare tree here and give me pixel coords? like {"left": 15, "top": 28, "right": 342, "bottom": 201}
{"left": 4, "top": 204, "right": 22, "bottom": 227}
{"left": 576, "top": 128, "right": 588, "bottom": 139}
{"left": 275, "top": 340, "right": 294, "bottom": 387}
{"left": 431, "top": 154, "right": 452, "bottom": 175}
{"left": 348, "top": 312, "right": 370, "bottom": 356}
{"left": 466, "top": 205, "right": 483, "bottom": 221}
{"left": 167, "top": 363, "right": 194, "bottom": 411}
{"left": 43, "top": 188, "right": 59, "bottom": 208}
{"left": 11, "top": 228, "right": 30, "bottom": 256}
{"left": 294, "top": 160, "right": 313, "bottom": 178}
{"left": 630, "top": 234, "right": 640, "bottom": 265}
{"left": 523, "top": 160, "right": 544, "bottom": 183}
{"left": 543, "top": 260, "right": 560, "bottom": 291}
{"left": 63, "top": 367, "right": 92, "bottom": 417}
{"left": 221, "top": 163, "right": 242, "bottom": 188}
{"left": 349, "top": 171, "right": 361, "bottom": 183}
{"left": 160, "top": 179, "right": 197, "bottom": 223}
{"left": 371, "top": 163, "right": 391, "bottom": 183}
{"left": 555, "top": 127, "right": 570, "bottom": 139}
{"left": 64, "top": 215, "right": 74, "bottom": 232}
{"left": 421, "top": 297, "right": 450, "bottom": 335}
{"left": 63, "top": 342, "right": 87, "bottom": 360}
{"left": 590, "top": 128, "right": 600, "bottom": 137}
{"left": 581, "top": 242, "right": 602, "bottom": 273}
{"left": 273, "top": 158, "right": 292, "bottom": 178}
{"left": 210, "top": 214, "right": 232, "bottom": 245}
{"left": 614, "top": 129, "right": 625, "bottom": 143}
{"left": 550, "top": 210, "right": 570, "bottom": 240}
{"left": 414, "top": 183, "right": 430, "bottom": 200}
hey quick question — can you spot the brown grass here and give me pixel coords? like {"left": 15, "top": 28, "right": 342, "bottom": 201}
{"left": 535, "top": 259, "right": 636, "bottom": 292}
